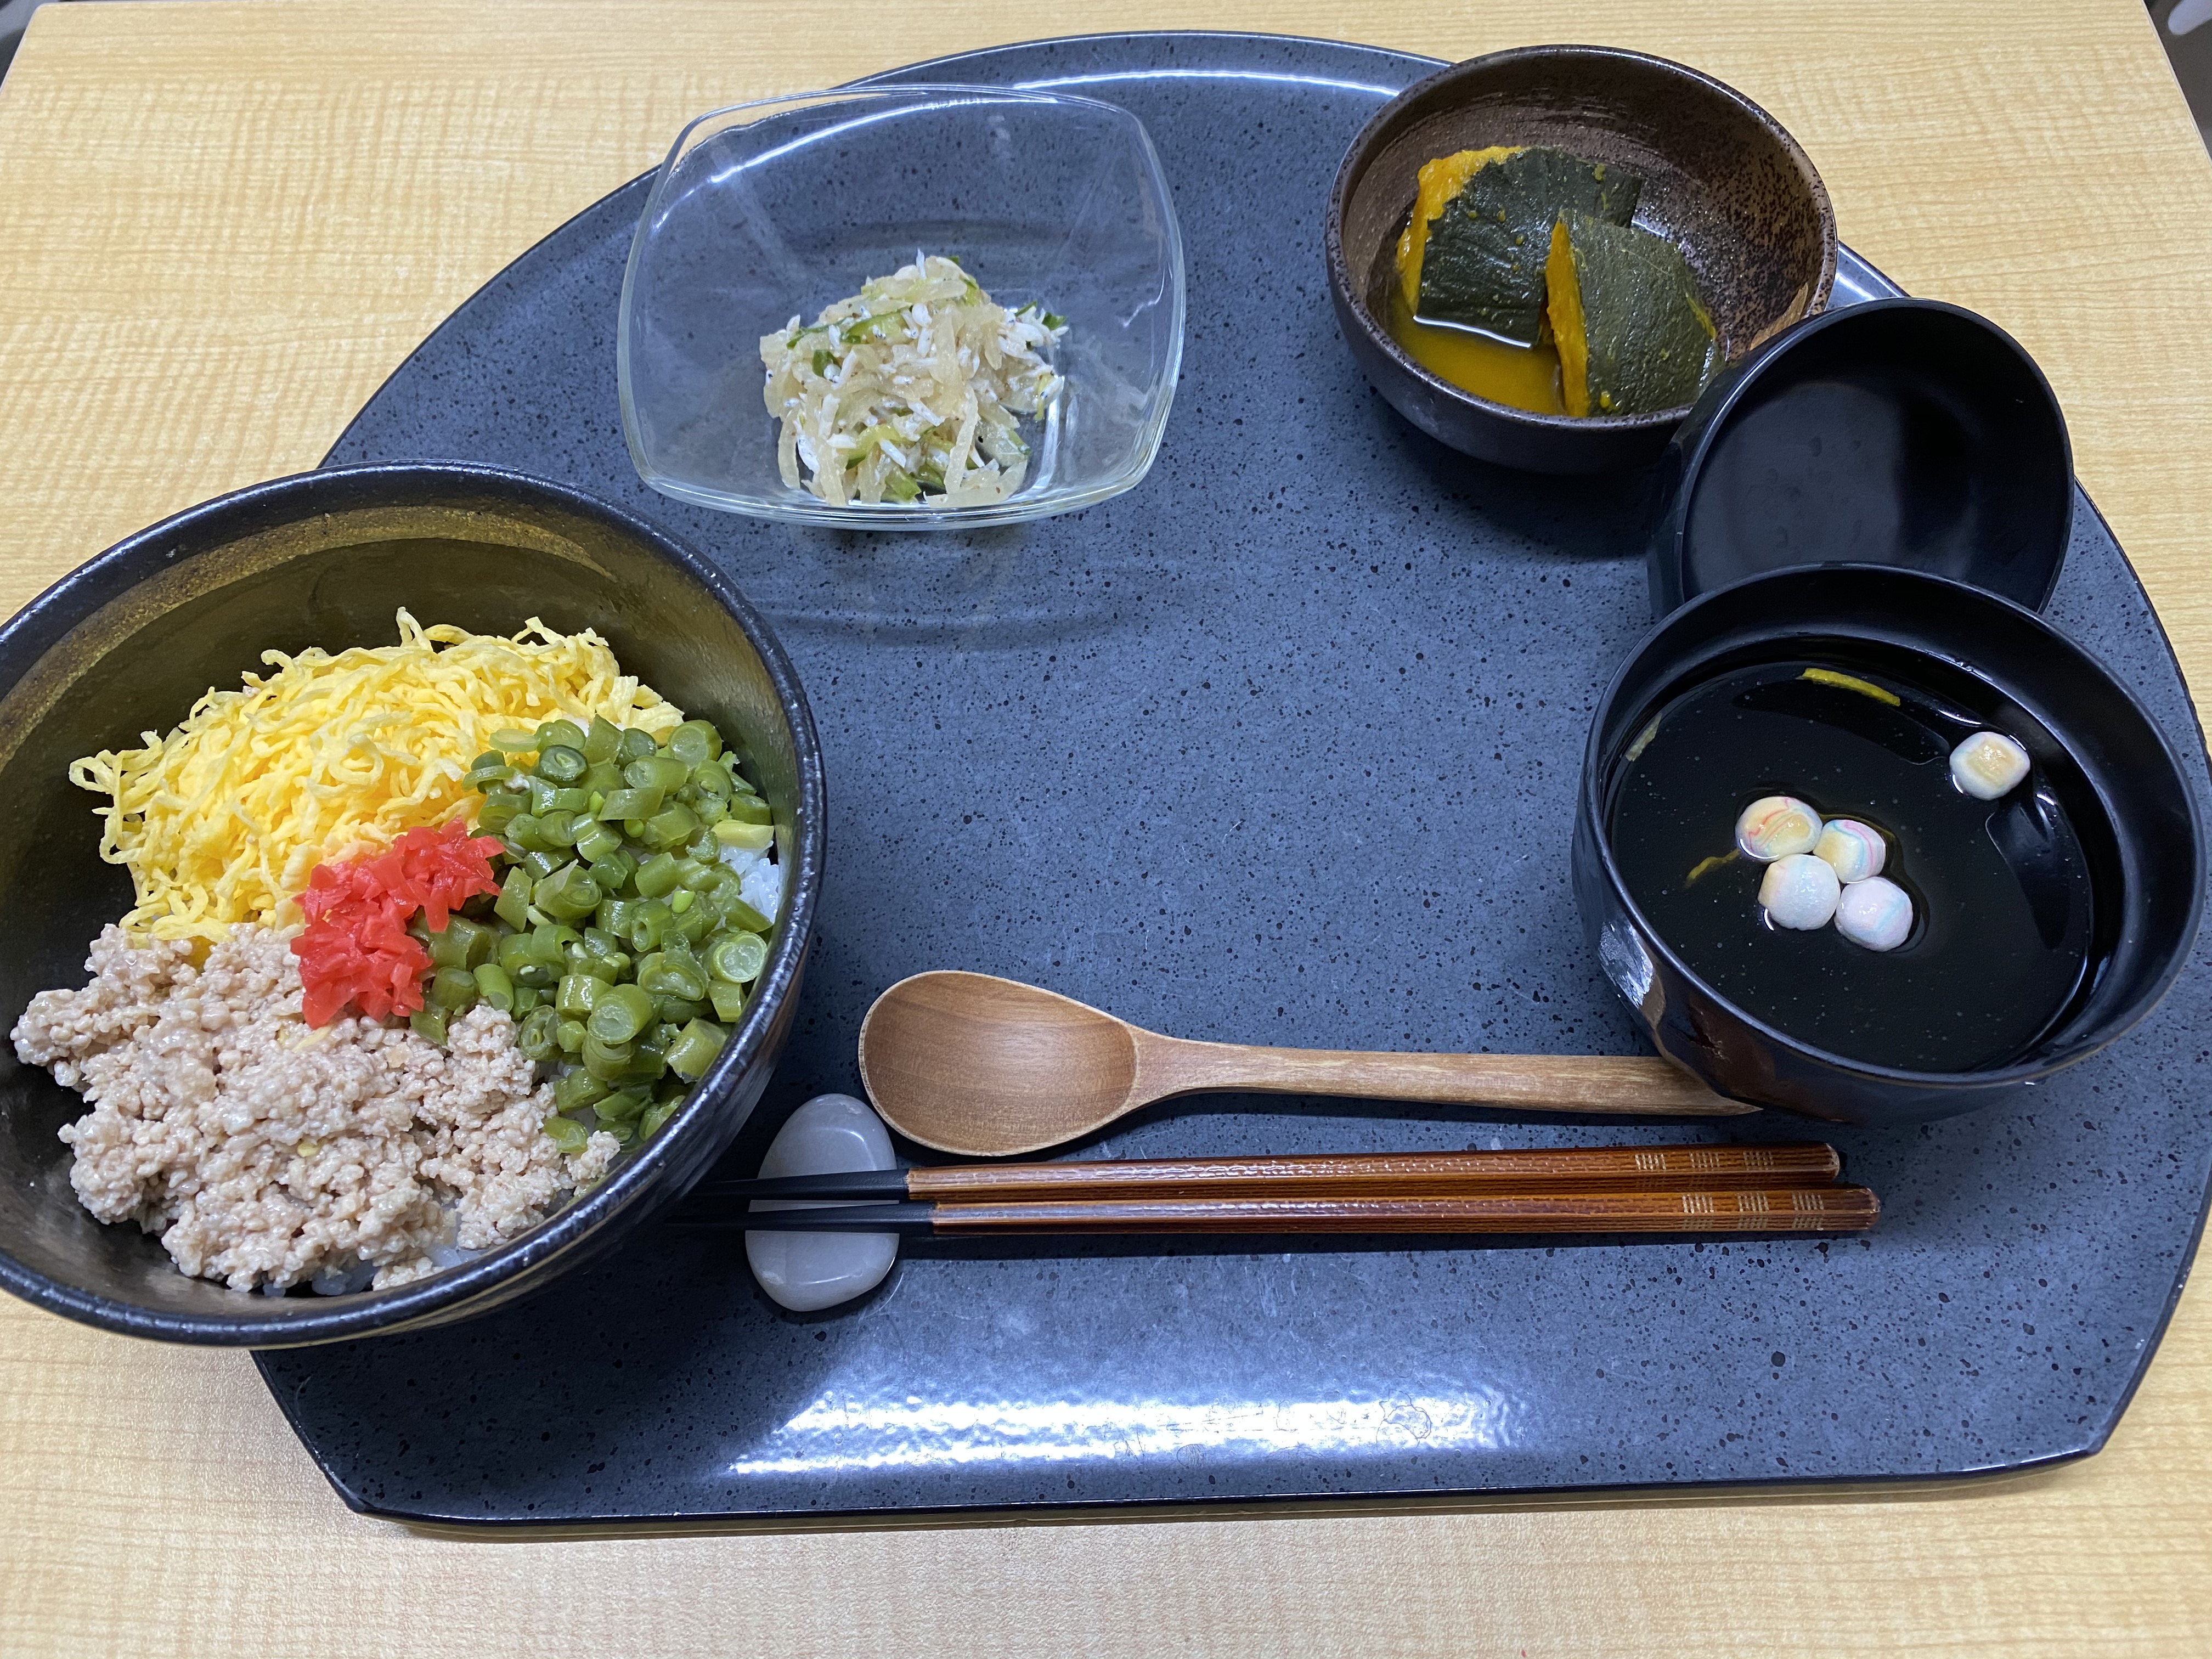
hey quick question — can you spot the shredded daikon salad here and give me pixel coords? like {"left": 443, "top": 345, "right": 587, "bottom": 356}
{"left": 760, "top": 253, "right": 1068, "bottom": 509}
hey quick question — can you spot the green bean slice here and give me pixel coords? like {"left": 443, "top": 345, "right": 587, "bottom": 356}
{"left": 615, "top": 726, "right": 658, "bottom": 764}
{"left": 569, "top": 817, "right": 617, "bottom": 864}
{"left": 426, "top": 967, "right": 477, "bottom": 1013}
{"left": 409, "top": 1006, "right": 449, "bottom": 1046}
{"left": 426, "top": 914, "right": 496, "bottom": 970}
{"left": 633, "top": 851, "right": 684, "bottom": 899}
{"left": 708, "top": 981, "right": 747, "bottom": 1023}
{"left": 535, "top": 719, "right": 586, "bottom": 754}
{"left": 595, "top": 1087, "right": 651, "bottom": 1126}
{"left": 665, "top": 1019, "right": 728, "bottom": 1080}
{"left": 536, "top": 744, "right": 587, "bottom": 784}
{"left": 533, "top": 862, "right": 601, "bottom": 921}
{"left": 640, "top": 804, "right": 698, "bottom": 852}
{"left": 627, "top": 899, "right": 673, "bottom": 954}
{"left": 554, "top": 1067, "right": 610, "bottom": 1114}
{"left": 623, "top": 754, "right": 691, "bottom": 793}
{"left": 667, "top": 721, "right": 722, "bottom": 767}
{"left": 719, "top": 794, "right": 773, "bottom": 825}
{"left": 477, "top": 792, "right": 526, "bottom": 834}
{"left": 583, "top": 715, "right": 622, "bottom": 765}
{"left": 721, "top": 895, "right": 774, "bottom": 934}
{"left": 515, "top": 848, "right": 562, "bottom": 884}
{"left": 581, "top": 1032, "right": 635, "bottom": 1082}
{"left": 586, "top": 982, "right": 655, "bottom": 1044}
{"left": 588, "top": 846, "right": 636, "bottom": 890}
{"left": 555, "top": 973, "right": 606, "bottom": 1018}
{"left": 498, "top": 871, "right": 535, "bottom": 938}
{"left": 516, "top": 1005, "right": 560, "bottom": 1061}
{"left": 618, "top": 1044, "right": 669, "bottom": 1086}
{"left": 636, "top": 948, "right": 709, "bottom": 1002}
{"left": 489, "top": 728, "right": 538, "bottom": 754}
{"left": 595, "top": 786, "right": 664, "bottom": 822}
{"left": 573, "top": 950, "right": 624, "bottom": 984}
{"left": 472, "top": 962, "right": 515, "bottom": 1012}
{"left": 708, "top": 931, "right": 768, "bottom": 984}
{"left": 542, "top": 1115, "right": 591, "bottom": 1156}
{"left": 712, "top": 819, "right": 774, "bottom": 852}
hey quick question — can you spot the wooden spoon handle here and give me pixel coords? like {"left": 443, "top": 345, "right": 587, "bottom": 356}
{"left": 1136, "top": 1036, "right": 1753, "bottom": 1116}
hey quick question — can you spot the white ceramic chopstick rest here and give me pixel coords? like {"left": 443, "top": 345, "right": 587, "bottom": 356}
{"left": 745, "top": 1093, "right": 899, "bottom": 1312}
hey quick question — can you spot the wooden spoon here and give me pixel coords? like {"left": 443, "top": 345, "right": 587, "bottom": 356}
{"left": 857, "top": 970, "right": 1753, "bottom": 1156}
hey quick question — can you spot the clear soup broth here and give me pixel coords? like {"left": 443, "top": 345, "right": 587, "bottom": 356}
{"left": 1605, "top": 658, "right": 2096, "bottom": 1073}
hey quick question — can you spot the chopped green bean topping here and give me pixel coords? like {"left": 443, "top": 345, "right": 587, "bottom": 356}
{"left": 449, "top": 709, "right": 781, "bottom": 1170}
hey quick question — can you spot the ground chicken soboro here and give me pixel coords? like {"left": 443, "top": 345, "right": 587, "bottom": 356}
{"left": 10, "top": 924, "right": 618, "bottom": 1291}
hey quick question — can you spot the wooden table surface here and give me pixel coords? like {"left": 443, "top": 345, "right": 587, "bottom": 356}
{"left": 3, "top": 1, "right": 2211, "bottom": 1652}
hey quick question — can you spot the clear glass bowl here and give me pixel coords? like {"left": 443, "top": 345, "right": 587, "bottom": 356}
{"left": 618, "top": 85, "right": 1186, "bottom": 530}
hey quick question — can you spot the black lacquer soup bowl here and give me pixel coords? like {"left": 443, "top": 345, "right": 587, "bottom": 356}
{"left": 1574, "top": 564, "right": 2201, "bottom": 1126}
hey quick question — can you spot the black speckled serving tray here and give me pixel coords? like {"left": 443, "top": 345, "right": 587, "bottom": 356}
{"left": 256, "top": 33, "right": 2212, "bottom": 1526}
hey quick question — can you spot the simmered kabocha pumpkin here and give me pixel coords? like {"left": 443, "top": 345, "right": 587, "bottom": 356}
{"left": 1395, "top": 146, "right": 1641, "bottom": 345}
{"left": 1543, "top": 211, "right": 1722, "bottom": 416}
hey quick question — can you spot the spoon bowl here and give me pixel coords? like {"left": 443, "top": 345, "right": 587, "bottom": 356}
{"left": 857, "top": 971, "right": 1749, "bottom": 1157}
{"left": 859, "top": 972, "right": 1142, "bottom": 1153}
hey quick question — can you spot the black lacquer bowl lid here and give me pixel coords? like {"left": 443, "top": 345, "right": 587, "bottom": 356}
{"left": 1647, "top": 298, "right": 2073, "bottom": 618}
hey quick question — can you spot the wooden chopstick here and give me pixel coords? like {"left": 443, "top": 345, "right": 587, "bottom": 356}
{"left": 689, "top": 1184, "right": 1880, "bottom": 1237}
{"left": 691, "top": 1142, "right": 1843, "bottom": 1205}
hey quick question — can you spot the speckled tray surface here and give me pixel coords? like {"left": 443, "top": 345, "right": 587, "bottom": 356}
{"left": 256, "top": 33, "right": 2212, "bottom": 1526}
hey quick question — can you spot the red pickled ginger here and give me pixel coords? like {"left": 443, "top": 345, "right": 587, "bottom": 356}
{"left": 291, "top": 822, "right": 504, "bottom": 1026}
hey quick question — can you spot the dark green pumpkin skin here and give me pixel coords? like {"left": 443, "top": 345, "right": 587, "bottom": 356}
{"left": 1417, "top": 147, "right": 1640, "bottom": 343}
{"left": 1556, "top": 211, "right": 1722, "bottom": 414}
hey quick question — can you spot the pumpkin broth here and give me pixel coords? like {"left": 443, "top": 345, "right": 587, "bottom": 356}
{"left": 1385, "top": 283, "right": 1566, "bottom": 416}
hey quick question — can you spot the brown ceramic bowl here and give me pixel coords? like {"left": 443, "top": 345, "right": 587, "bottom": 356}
{"left": 1326, "top": 45, "right": 1836, "bottom": 474}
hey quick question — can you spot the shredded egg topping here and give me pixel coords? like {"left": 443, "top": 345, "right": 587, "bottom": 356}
{"left": 69, "top": 611, "right": 684, "bottom": 943}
